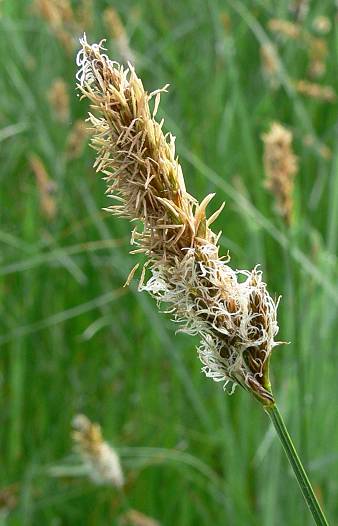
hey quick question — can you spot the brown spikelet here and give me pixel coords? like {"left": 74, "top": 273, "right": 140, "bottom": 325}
{"left": 77, "top": 0, "right": 94, "bottom": 30}
{"left": 268, "top": 18, "right": 302, "bottom": 40}
{"left": 103, "top": 8, "right": 135, "bottom": 64}
{"left": 260, "top": 43, "right": 279, "bottom": 89}
{"left": 219, "top": 11, "right": 231, "bottom": 33}
{"left": 33, "top": 0, "right": 76, "bottom": 53}
{"left": 76, "top": 36, "right": 282, "bottom": 405}
{"left": 29, "top": 154, "right": 57, "bottom": 221}
{"left": 262, "top": 122, "right": 298, "bottom": 226}
{"left": 303, "top": 135, "right": 332, "bottom": 160}
{"left": 295, "top": 80, "right": 336, "bottom": 102}
{"left": 47, "top": 78, "right": 70, "bottom": 123}
{"left": 307, "top": 37, "right": 328, "bottom": 78}
{"left": 66, "top": 119, "right": 90, "bottom": 160}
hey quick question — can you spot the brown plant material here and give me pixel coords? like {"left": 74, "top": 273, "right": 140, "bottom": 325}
{"left": 295, "top": 79, "right": 336, "bottom": 102}
{"left": 262, "top": 122, "right": 298, "bottom": 226}
{"left": 30, "top": 154, "right": 57, "bottom": 221}
{"left": 48, "top": 78, "right": 70, "bottom": 123}
{"left": 66, "top": 119, "right": 90, "bottom": 160}
{"left": 303, "top": 135, "right": 332, "bottom": 160}
{"left": 77, "top": 0, "right": 93, "bottom": 30}
{"left": 76, "top": 36, "right": 282, "bottom": 405}
{"left": 268, "top": 18, "right": 302, "bottom": 39}
{"left": 219, "top": 11, "right": 231, "bottom": 33}
{"left": 33, "top": 0, "right": 76, "bottom": 53}
{"left": 308, "top": 37, "right": 328, "bottom": 78}
{"left": 103, "top": 8, "right": 135, "bottom": 64}
{"left": 289, "top": 0, "right": 309, "bottom": 21}
{"left": 119, "top": 509, "right": 160, "bottom": 526}
{"left": 0, "top": 485, "right": 18, "bottom": 518}
{"left": 72, "top": 414, "right": 124, "bottom": 487}
{"left": 260, "top": 43, "right": 280, "bottom": 89}
{"left": 312, "top": 15, "right": 331, "bottom": 35}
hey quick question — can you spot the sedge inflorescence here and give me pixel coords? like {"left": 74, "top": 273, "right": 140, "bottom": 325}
{"left": 72, "top": 414, "right": 124, "bottom": 487}
{"left": 76, "top": 35, "right": 281, "bottom": 405}
{"left": 262, "top": 122, "right": 298, "bottom": 226}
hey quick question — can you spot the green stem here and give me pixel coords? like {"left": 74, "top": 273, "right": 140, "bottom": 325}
{"left": 265, "top": 404, "right": 329, "bottom": 526}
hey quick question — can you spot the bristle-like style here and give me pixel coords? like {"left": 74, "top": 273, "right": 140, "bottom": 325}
{"left": 262, "top": 122, "right": 298, "bottom": 226}
{"left": 72, "top": 414, "right": 124, "bottom": 487}
{"left": 76, "top": 35, "right": 282, "bottom": 405}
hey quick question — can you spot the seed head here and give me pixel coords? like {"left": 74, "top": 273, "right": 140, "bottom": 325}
{"left": 295, "top": 80, "right": 336, "bottom": 103}
{"left": 30, "top": 154, "right": 57, "bottom": 221}
{"left": 312, "top": 16, "right": 331, "bottom": 35}
{"left": 72, "top": 414, "right": 124, "bottom": 487}
{"left": 268, "top": 19, "right": 302, "bottom": 40}
{"left": 48, "top": 77, "right": 70, "bottom": 123}
{"left": 262, "top": 122, "right": 298, "bottom": 226}
{"left": 76, "top": 35, "right": 282, "bottom": 405}
{"left": 260, "top": 43, "right": 280, "bottom": 90}
{"left": 103, "top": 7, "right": 135, "bottom": 64}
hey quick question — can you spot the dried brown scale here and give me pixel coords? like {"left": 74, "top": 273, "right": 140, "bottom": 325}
{"left": 77, "top": 36, "right": 281, "bottom": 405}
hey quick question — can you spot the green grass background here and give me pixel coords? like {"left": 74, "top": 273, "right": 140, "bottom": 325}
{"left": 0, "top": 0, "right": 337, "bottom": 524}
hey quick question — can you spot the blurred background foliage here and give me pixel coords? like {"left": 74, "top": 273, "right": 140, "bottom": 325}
{"left": 0, "top": 0, "right": 337, "bottom": 524}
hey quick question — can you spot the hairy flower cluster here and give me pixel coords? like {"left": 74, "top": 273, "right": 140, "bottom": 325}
{"left": 72, "top": 414, "right": 124, "bottom": 487}
{"left": 77, "top": 35, "right": 281, "bottom": 404}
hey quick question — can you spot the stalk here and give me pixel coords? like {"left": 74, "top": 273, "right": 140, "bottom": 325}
{"left": 265, "top": 404, "right": 329, "bottom": 526}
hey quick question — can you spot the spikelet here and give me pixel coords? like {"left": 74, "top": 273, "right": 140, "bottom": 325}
{"left": 219, "top": 11, "right": 231, "bottom": 33}
{"left": 77, "top": 0, "right": 93, "bottom": 30}
{"left": 48, "top": 78, "right": 70, "bottom": 123}
{"left": 295, "top": 80, "right": 336, "bottom": 102}
{"left": 308, "top": 37, "right": 328, "bottom": 78}
{"left": 303, "top": 135, "right": 332, "bottom": 161}
{"left": 289, "top": 0, "right": 309, "bottom": 22}
{"left": 30, "top": 154, "right": 57, "bottom": 221}
{"left": 76, "top": 35, "right": 282, "bottom": 405}
{"left": 72, "top": 414, "right": 124, "bottom": 487}
{"left": 66, "top": 119, "right": 90, "bottom": 160}
{"left": 33, "top": 0, "right": 75, "bottom": 53}
{"left": 260, "top": 43, "right": 279, "bottom": 89}
{"left": 312, "top": 16, "right": 331, "bottom": 35}
{"left": 103, "top": 8, "right": 135, "bottom": 64}
{"left": 268, "top": 19, "right": 302, "bottom": 40}
{"left": 262, "top": 123, "right": 298, "bottom": 226}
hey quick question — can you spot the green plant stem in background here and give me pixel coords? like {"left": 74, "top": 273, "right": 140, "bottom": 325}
{"left": 265, "top": 404, "right": 329, "bottom": 526}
